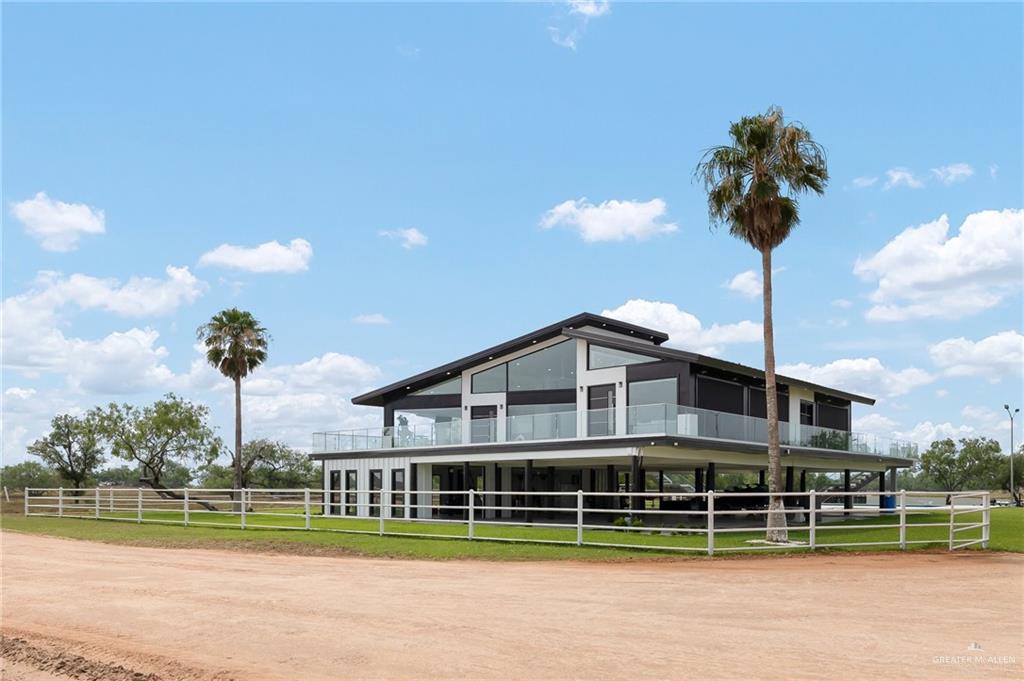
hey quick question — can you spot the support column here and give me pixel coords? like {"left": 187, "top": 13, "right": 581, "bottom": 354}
{"left": 843, "top": 469, "right": 852, "bottom": 516}
{"left": 409, "top": 462, "right": 418, "bottom": 519}
{"left": 547, "top": 465, "right": 556, "bottom": 512}
{"left": 758, "top": 469, "right": 766, "bottom": 486}
{"left": 525, "top": 459, "right": 534, "bottom": 523}
{"left": 494, "top": 464, "right": 503, "bottom": 519}
{"left": 799, "top": 469, "right": 808, "bottom": 509}
{"left": 463, "top": 461, "right": 471, "bottom": 521}
{"left": 630, "top": 456, "right": 642, "bottom": 511}
{"left": 606, "top": 464, "right": 615, "bottom": 510}
{"left": 695, "top": 467, "right": 704, "bottom": 494}
{"left": 706, "top": 462, "right": 716, "bottom": 492}
{"left": 785, "top": 466, "right": 794, "bottom": 509}
{"left": 878, "top": 467, "right": 887, "bottom": 510}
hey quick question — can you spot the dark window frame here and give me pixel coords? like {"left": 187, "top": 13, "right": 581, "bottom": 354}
{"left": 390, "top": 468, "right": 406, "bottom": 518}
{"left": 368, "top": 469, "right": 383, "bottom": 517}
{"left": 344, "top": 469, "right": 358, "bottom": 516}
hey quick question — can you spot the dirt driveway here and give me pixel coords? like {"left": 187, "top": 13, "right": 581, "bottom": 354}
{"left": 1, "top": 532, "right": 1021, "bottom": 680}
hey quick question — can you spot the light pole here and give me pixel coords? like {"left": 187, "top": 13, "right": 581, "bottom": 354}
{"left": 1005, "top": 405, "right": 1020, "bottom": 507}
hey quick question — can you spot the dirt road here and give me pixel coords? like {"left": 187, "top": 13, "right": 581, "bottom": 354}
{"left": 1, "top": 532, "right": 1021, "bottom": 680}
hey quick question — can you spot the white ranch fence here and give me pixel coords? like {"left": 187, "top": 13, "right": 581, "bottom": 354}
{"left": 24, "top": 487, "right": 990, "bottom": 555}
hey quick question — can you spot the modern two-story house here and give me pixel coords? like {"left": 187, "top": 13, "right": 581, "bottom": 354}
{"left": 311, "top": 313, "right": 916, "bottom": 521}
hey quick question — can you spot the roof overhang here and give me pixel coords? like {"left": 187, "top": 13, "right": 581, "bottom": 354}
{"left": 352, "top": 312, "right": 667, "bottom": 406}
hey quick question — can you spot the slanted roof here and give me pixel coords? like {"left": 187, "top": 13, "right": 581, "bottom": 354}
{"left": 562, "top": 328, "right": 876, "bottom": 405}
{"left": 351, "top": 312, "right": 667, "bottom": 406}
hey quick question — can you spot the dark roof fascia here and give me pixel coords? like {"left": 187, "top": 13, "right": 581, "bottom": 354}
{"left": 309, "top": 435, "right": 913, "bottom": 467}
{"left": 564, "top": 328, "right": 876, "bottom": 406}
{"left": 352, "top": 313, "right": 667, "bottom": 407}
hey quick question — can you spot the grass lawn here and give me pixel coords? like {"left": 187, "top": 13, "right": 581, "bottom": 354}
{"left": 3, "top": 505, "right": 1021, "bottom": 561}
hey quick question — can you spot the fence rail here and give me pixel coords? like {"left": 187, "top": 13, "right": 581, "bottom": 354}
{"left": 23, "top": 487, "right": 990, "bottom": 555}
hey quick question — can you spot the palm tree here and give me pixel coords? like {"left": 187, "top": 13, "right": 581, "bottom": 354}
{"left": 695, "top": 106, "right": 828, "bottom": 542}
{"left": 197, "top": 308, "right": 270, "bottom": 493}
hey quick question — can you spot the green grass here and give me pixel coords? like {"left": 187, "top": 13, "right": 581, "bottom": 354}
{"left": 3, "top": 505, "right": 1021, "bottom": 561}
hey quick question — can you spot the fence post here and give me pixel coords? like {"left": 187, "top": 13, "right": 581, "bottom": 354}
{"left": 109, "top": 488, "right": 114, "bottom": 513}
{"left": 898, "top": 489, "right": 906, "bottom": 550}
{"left": 947, "top": 495, "right": 955, "bottom": 550}
{"left": 58, "top": 487, "right": 64, "bottom": 518}
{"left": 468, "top": 490, "right": 475, "bottom": 540}
{"left": 304, "top": 488, "right": 311, "bottom": 531}
{"left": 809, "top": 490, "right": 816, "bottom": 549}
{"left": 136, "top": 488, "right": 142, "bottom": 523}
{"left": 184, "top": 488, "right": 190, "bottom": 527}
{"left": 94, "top": 488, "right": 100, "bottom": 519}
{"left": 706, "top": 490, "right": 715, "bottom": 557}
{"left": 576, "top": 489, "right": 583, "bottom": 546}
{"left": 24, "top": 488, "right": 30, "bottom": 516}
{"left": 380, "top": 488, "right": 386, "bottom": 537}
{"left": 982, "top": 492, "right": 990, "bottom": 549}
{"left": 241, "top": 489, "right": 247, "bottom": 530}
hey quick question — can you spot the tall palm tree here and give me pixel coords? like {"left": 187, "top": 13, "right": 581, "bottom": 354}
{"left": 197, "top": 308, "right": 270, "bottom": 493}
{"left": 695, "top": 106, "right": 828, "bottom": 542}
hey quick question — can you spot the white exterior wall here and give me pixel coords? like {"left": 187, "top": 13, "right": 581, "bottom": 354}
{"left": 322, "top": 455, "right": 411, "bottom": 518}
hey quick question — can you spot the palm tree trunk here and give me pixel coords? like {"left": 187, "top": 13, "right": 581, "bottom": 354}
{"left": 234, "top": 376, "right": 243, "bottom": 500}
{"left": 762, "top": 247, "right": 788, "bottom": 542}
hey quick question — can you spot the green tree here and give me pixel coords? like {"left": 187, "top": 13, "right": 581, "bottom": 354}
{"left": 92, "top": 394, "right": 218, "bottom": 488}
{"left": 198, "top": 440, "right": 317, "bottom": 489}
{"left": 27, "top": 414, "right": 105, "bottom": 491}
{"left": 0, "top": 461, "right": 61, "bottom": 490}
{"left": 695, "top": 106, "right": 828, "bottom": 541}
{"left": 920, "top": 437, "right": 1003, "bottom": 492}
{"left": 95, "top": 465, "right": 141, "bottom": 486}
{"left": 196, "top": 308, "right": 269, "bottom": 492}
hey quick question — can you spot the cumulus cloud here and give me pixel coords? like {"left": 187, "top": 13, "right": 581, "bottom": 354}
{"left": 883, "top": 168, "right": 925, "bottom": 190}
{"left": 601, "top": 299, "right": 760, "bottom": 355}
{"left": 549, "top": 0, "right": 610, "bottom": 49}
{"left": 568, "top": 0, "right": 610, "bottom": 17}
{"left": 541, "top": 198, "right": 677, "bottom": 242}
{"left": 930, "top": 163, "right": 974, "bottom": 185}
{"left": 379, "top": 228, "right": 428, "bottom": 249}
{"left": 854, "top": 209, "right": 1023, "bottom": 321}
{"left": 777, "top": 357, "right": 933, "bottom": 399}
{"left": 10, "top": 192, "right": 106, "bottom": 252}
{"left": 896, "top": 421, "right": 977, "bottom": 447}
{"left": 928, "top": 330, "right": 1024, "bottom": 381}
{"left": 199, "top": 238, "right": 312, "bottom": 273}
{"left": 723, "top": 270, "right": 760, "bottom": 299}
{"left": 353, "top": 313, "right": 390, "bottom": 325}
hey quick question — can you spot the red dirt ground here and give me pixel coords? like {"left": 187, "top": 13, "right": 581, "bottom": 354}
{"left": 1, "top": 532, "right": 1021, "bottom": 680}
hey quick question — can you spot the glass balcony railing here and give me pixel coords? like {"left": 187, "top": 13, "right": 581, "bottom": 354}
{"left": 312, "top": 403, "right": 919, "bottom": 458}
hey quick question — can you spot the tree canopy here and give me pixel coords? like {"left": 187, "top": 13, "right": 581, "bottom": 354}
{"left": 91, "top": 393, "right": 219, "bottom": 487}
{"left": 27, "top": 414, "right": 105, "bottom": 489}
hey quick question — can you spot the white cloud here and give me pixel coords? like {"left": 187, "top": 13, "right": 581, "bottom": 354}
{"left": 831, "top": 298, "right": 853, "bottom": 309}
{"left": 723, "top": 270, "right": 760, "bottom": 299}
{"left": 601, "top": 299, "right": 761, "bottom": 355}
{"left": 852, "top": 413, "right": 899, "bottom": 436}
{"left": 10, "top": 192, "right": 106, "bottom": 252}
{"left": 353, "top": 313, "right": 391, "bottom": 325}
{"left": 778, "top": 357, "right": 933, "bottom": 399}
{"left": 569, "top": 0, "right": 610, "bottom": 17}
{"left": 935, "top": 388, "right": 948, "bottom": 398}
{"left": 883, "top": 167, "right": 925, "bottom": 190}
{"left": 541, "top": 198, "right": 677, "bottom": 242}
{"left": 854, "top": 209, "right": 1023, "bottom": 321}
{"left": 930, "top": 163, "right": 974, "bottom": 185}
{"left": 897, "top": 421, "right": 977, "bottom": 447}
{"left": 851, "top": 176, "right": 878, "bottom": 189}
{"left": 198, "top": 238, "right": 312, "bottom": 273}
{"left": 928, "top": 330, "right": 1024, "bottom": 381}
{"left": 379, "top": 228, "right": 428, "bottom": 249}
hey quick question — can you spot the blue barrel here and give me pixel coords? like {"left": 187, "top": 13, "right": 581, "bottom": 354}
{"left": 883, "top": 495, "right": 897, "bottom": 509}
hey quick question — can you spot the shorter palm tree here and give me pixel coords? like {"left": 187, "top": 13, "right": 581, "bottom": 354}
{"left": 197, "top": 308, "right": 269, "bottom": 493}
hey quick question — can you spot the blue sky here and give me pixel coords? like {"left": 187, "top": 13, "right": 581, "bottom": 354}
{"left": 3, "top": 1, "right": 1022, "bottom": 465}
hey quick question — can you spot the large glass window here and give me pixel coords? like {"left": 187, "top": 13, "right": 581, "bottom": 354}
{"left": 508, "top": 403, "right": 577, "bottom": 440}
{"left": 696, "top": 376, "right": 744, "bottom": 415}
{"left": 471, "top": 364, "right": 507, "bottom": 393}
{"left": 412, "top": 375, "right": 462, "bottom": 396}
{"left": 344, "top": 470, "right": 357, "bottom": 516}
{"left": 390, "top": 469, "right": 405, "bottom": 518}
{"left": 628, "top": 377, "right": 677, "bottom": 406}
{"left": 369, "top": 469, "right": 383, "bottom": 517}
{"left": 799, "top": 401, "right": 815, "bottom": 426}
{"left": 589, "top": 344, "right": 660, "bottom": 370}
{"left": 507, "top": 341, "right": 576, "bottom": 391}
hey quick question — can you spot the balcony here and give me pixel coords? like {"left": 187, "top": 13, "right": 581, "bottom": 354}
{"left": 312, "top": 404, "right": 918, "bottom": 459}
